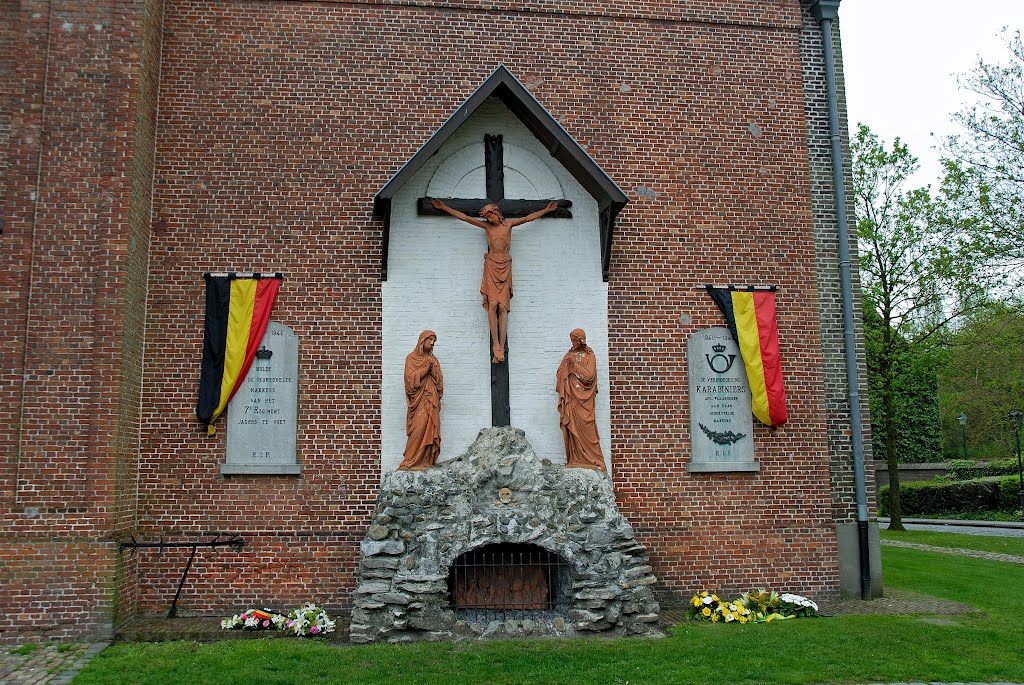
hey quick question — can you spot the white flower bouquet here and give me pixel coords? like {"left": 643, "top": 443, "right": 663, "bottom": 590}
{"left": 284, "top": 603, "right": 337, "bottom": 637}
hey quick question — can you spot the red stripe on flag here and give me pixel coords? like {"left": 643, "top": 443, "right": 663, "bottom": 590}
{"left": 226, "top": 278, "right": 282, "bottom": 402}
{"left": 753, "top": 291, "right": 787, "bottom": 426}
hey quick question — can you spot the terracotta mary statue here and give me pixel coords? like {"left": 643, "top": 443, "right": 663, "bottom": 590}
{"left": 398, "top": 330, "right": 443, "bottom": 471}
{"left": 555, "top": 328, "right": 606, "bottom": 471}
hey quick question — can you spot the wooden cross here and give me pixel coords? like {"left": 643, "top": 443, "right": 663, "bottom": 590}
{"left": 418, "top": 134, "right": 572, "bottom": 427}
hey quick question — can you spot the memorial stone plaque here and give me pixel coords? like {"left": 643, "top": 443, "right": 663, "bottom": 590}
{"left": 687, "top": 327, "right": 758, "bottom": 472}
{"left": 223, "top": 322, "right": 301, "bottom": 475}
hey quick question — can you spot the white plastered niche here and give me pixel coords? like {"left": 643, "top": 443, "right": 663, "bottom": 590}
{"left": 381, "top": 99, "right": 610, "bottom": 473}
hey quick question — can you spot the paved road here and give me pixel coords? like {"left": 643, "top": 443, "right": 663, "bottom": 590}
{"left": 880, "top": 517, "right": 1024, "bottom": 537}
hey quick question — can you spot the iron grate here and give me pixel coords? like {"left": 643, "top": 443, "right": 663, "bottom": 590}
{"left": 448, "top": 543, "right": 568, "bottom": 613}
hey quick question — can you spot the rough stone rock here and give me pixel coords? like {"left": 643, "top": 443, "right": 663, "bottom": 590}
{"left": 622, "top": 575, "right": 658, "bottom": 589}
{"left": 409, "top": 611, "right": 452, "bottom": 632}
{"left": 569, "top": 609, "right": 606, "bottom": 625}
{"left": 355, "top": 580, "right": 391, "bottom": 595}
{"left": 624, "top": 565, "right": 653, "bottom": 578}
{"left": 368, "top": 525, "right": 391, "bottom": 540}
{"left": 349, "top": 427, "right": 662, "bottom": 644}
{"left": 395, "top": 580, "right": 446, "bottom": 594}
{"left": 372, "top": 592, "right": 412, "bottom": 605}
{"left": 576, "top": 599, "right": 610, "bottom": 610}
{"left": 361, "top": 569, "right": 395, "bottom": 579}
{"left": 361, "top": 539, "right": 405, "bottom": 557}
{"left": 362, "top": 557, "right": 400, "bottom": 570}
{"left": 578, "top": 621, "right": 612, "bottom": 631}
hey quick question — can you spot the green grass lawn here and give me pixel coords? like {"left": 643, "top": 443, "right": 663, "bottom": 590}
{"left": 881, "top": 526, "right": 1024, "bottom": 556}
{"left": 71, "top": 542, "right": 1024, "bottom": 685}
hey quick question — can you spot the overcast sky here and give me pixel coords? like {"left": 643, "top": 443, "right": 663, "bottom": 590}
{"left": 840, "top": 0, "right": 1024, "bottom": 188}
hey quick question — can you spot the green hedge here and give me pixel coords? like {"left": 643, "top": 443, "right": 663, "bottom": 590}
{"left": 945, "top": 459, "right": 1020, "bottom": 481}
{"left": 879, "top": 475, "right": 1021, "bottom": 516}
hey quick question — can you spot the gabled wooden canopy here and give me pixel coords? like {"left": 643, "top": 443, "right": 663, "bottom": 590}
{"left": 374, "top": 64, "right": 628, "bottom": 281}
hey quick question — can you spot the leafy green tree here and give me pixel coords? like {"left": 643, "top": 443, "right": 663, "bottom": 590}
{"left": 854, "top": 124, "right": 985, "bottom": 530}
{"left": 864, "top": 302, "right": 942, "bottom": 466}
{"left": 938, "top": 301, "right": 1024, "bottom": 460}
{"left": 941, "top": 31, "right": 1024, "bottom": 289}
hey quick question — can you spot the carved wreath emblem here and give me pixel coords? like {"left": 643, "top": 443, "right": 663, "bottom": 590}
{"left": 699, "top": 422, "right": 746, "bottom": 445}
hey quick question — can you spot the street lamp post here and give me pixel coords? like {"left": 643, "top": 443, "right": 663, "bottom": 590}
{"left": 1010, "top": 410, "right": 1024, "bottom": 521}
{"left": 958, "top": 413, "right": 968, "bottom": 460}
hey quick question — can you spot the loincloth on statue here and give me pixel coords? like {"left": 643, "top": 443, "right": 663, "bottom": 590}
{"left": 480, "top": 251, "right": 512, "bottom": 312}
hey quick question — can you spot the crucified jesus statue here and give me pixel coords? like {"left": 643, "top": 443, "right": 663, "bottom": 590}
{"left": 431, "top": 198, "right": 560, "bottom": 363}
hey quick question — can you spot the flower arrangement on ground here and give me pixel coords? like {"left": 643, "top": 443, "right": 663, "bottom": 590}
{"left": 687, "top": 591, "right": 754, "bottom": 623}
{"left": 221, "top": 603, "right": 336, "bottom": 637}
{"left": 778, "top": 592, "right": 818, "bottom": 618}
{"left": 688, "top": 589, "right": 818, "bottom": 623}
{"left": 220, "top": 608, "right": 287, "bottom": 631}
{"left": 285, "top": 603, "right": 337, "bottom": 637}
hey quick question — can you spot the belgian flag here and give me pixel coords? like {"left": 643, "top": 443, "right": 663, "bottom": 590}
{"left": 196, "top": 273, "right": 283, "bottom": 434}
{"left": 706, "top": 285, "right": 788, "bottom": 427}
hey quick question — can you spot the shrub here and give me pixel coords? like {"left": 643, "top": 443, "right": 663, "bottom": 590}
{"left": 996, "top": 475, "right": 1022, "bottom": 510}
{"left": 946, "top": 459, "right": 1019, "bottom": 481}
{"left": 879, "top": 475, "right": 1021, "bottom": 516}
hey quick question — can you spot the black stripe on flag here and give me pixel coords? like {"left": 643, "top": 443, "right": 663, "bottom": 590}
{"left": 705, "top": 284, "right": 739, "bottom": 342}
{"left": 196, "top": 276, "right": 231, "bottom": 427}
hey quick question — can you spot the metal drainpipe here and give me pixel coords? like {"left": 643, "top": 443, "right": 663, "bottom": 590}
{"left": 810, "top": 0, "right": 872, "bottom": 599}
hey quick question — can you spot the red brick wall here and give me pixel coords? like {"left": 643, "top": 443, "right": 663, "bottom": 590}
{"left": 0, "top": 0, "right": 850, "bottom": 640}
{"left": 0, "top": 0, "right": 162, "bottom": 641}
{"left": 0, "top": 542, "right": 116, "bottom": 641}
{"left": 136, "top": 0, "right": 838, "bottom": 617}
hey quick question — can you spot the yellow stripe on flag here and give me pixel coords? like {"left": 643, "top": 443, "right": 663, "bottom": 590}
{"left": 212, "top": 279, "right": 257, "bottom": 423}
{"left": 731, "top": 291, "right": 771, "bottom": 425}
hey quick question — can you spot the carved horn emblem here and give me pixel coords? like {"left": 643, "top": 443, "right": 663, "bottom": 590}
{"left": 705, "top": 343, "right": 736, "bottom": 374}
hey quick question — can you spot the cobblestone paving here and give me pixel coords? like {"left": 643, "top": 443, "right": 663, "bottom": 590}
{"left": 881, "top": 538, "right": 1024, "bottom": 565}
{"left": 817, "top": 586, "right": 981, "bottom": 616}
{"left": 0, "top": 643, "right": 106, "bottom": 685}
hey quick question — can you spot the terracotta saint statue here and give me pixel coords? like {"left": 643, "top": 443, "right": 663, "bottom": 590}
{"left": 556, "top": 328, "right": 606, "bottom": 471}
{"left": 430, "top": 198, "right": 559, "bottom": 363}
{"left": 398, "top": 330, "right": 444, "bottom": 471}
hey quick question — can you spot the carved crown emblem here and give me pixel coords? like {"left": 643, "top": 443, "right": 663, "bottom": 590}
{"left": 255, "top": 346, "right": 273, "bottom": 360}
{"left": 712, "top": 343, "right": 726, "bottom": 353}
